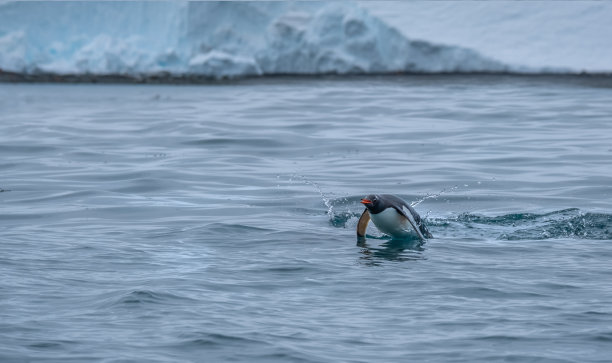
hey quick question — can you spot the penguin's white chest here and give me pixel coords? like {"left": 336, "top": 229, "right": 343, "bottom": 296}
{"left": 369, "top": 208, "right": 413, "bottom": 237}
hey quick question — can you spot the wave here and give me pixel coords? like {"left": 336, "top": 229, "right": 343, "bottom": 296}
{"left": 442, "top": 209, "right": 612, "bottom": 241}
{"left": 0, "top": 1, "right": 512, "bottom": 80}
{"left": 329, "top": 201, "right": 612, "bottom": 241}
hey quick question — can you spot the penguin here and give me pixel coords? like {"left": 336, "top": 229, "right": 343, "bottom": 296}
{"left": 357, "top": 194, "right": 433, "bottom": 240}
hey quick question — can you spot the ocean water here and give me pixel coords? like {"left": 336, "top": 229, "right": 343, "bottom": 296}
{"left": 1, "top": 75, "right": 612, "bottom": 362}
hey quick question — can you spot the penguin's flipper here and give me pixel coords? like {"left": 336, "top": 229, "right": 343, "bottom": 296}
{"left": 393, "top": 205, "right": 427, "bottom": 240}
{"left": 401, "top": 205, "right": 433, "bottom": 238}
{"left": 356, "top": 208, "right": 370, "bottom": 237}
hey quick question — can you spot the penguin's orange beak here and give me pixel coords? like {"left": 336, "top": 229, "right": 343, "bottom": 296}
{"left": 361, "top": 198, "right": 372, "bottom": 204}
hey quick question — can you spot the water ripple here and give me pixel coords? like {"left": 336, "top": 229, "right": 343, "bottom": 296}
{"left": 2, "top": 77, "right": 612, "bottom": 362}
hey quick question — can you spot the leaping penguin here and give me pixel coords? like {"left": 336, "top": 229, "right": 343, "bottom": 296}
{"left": 357, "top": 194, "right": 433, "bottom": 240}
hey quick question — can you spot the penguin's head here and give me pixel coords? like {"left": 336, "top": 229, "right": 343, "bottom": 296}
{"left": 361, "top": 194, "right": 383, "bottom": 213}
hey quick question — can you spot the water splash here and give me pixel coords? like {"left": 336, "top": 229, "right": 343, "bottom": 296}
{"left": 286, "top": 174, "right": 348, "bottom": 218}
{"left": 429, "top": 208, "right": 612, "bottom": 240}
{"left": 410, "top": 185, "right": 459, "bottom": 208}
{"left": 284, "top": 177, "right": 611, "bottom": 241}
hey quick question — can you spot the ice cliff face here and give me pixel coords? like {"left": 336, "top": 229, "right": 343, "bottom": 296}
{"left": 360, "top": 1, "right": 612, "bottom": 73}
{"left": 0, "top": 2, "right": 511, "bottom": 78}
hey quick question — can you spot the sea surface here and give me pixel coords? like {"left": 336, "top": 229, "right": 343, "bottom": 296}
{"left": 1, "top": 75, "right": 612, "bottom": 362}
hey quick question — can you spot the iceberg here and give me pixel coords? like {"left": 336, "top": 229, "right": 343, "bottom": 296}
{"left": 0, "top": 1, "right": 513, "bottom": 79}
{"left": 360, "top": 1, "right": 612, "bottom": 74}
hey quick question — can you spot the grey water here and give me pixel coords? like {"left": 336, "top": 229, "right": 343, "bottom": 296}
{"left": 1, "top": 75, "right": 612, "bottom": 362}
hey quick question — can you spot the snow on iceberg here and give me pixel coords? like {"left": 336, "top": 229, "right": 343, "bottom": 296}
{"left": 360, "top": 1, "right": 612, "bottom": 74}
{"left": 0, "top": 1, "right": 509, "bottom": 79}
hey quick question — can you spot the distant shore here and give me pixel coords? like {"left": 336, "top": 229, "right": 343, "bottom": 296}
{"left": 2, "top": 69, "right": 611, "bottom": 86}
